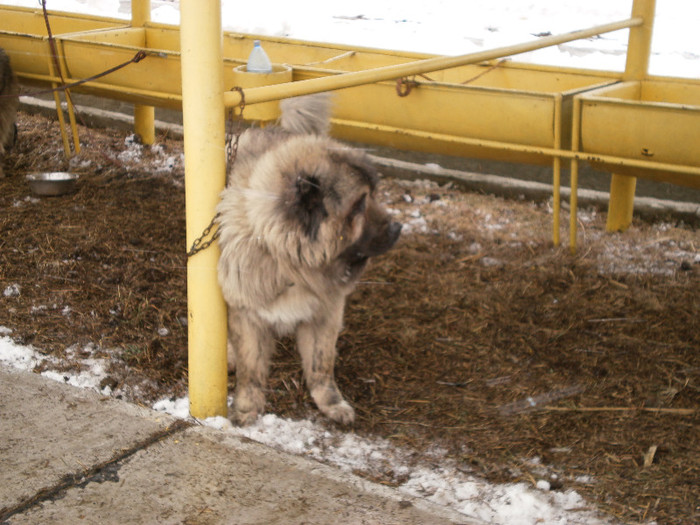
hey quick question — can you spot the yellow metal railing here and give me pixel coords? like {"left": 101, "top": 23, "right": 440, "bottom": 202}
{"left": 222, "top": 17, "right": 643, "bottom": 107}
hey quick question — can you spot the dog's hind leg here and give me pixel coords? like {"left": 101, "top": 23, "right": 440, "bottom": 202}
{"left": 229, "top": 310, "right": 274, "bottom": 425}
{"left": 297, "top": 302, "right": 355, "bottom": 425}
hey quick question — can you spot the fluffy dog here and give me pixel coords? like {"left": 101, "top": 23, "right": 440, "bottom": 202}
{"left": 0, "top": 47, "right": 19, "bottom": 178}
{"left": 217, "top": 94, "right": 401, "bottom": 425}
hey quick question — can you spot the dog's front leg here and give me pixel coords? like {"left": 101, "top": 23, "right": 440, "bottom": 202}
{"left": 297, "top": 301, "right": 355, "bottom": 425}
{"left": 229, "top": 310, "right": 274, "bottom": 425}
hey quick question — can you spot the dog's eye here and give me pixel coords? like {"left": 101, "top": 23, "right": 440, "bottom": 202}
{"left": 348, "top": 194, "right": 367, "bottom": 220}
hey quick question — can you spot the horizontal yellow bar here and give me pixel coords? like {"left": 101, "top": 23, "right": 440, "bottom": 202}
{"left": 17, "top": 72, "right": 182, "bottom": 105}
{"left": 224, "top": 17, "right": 642, "bottom": 107}
{"left": 332, "top": 117, "right": 700, "bottom": 179}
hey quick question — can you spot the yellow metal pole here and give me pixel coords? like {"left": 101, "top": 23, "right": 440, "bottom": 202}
{"left": 224, "top": 17, "right": 642, "bottom": 108}
{"left": 132, "top": 0, "right": 155, "bottom": 145}
{"left": 180, "top": 0, "right": 228, "bottom": 419}
{"left": 552, "top": 93, "right": 562, "bottom": 246}
{"left": 606, "top": 0, "right": 656, "bottom": 232}
{"left": 55, "top": 40, "right": 81, "bottom": 155}
{"left": 606, "top": 175, "right": 637, "bottom": 231}
{"left": 569, "top": 97, "right": 582, "bottom": 254}
{"left": 46, "top": 54, "right": 71, "bottom": 157}
{"left": 623, "top": 0, "right": 656, "bottom": 82}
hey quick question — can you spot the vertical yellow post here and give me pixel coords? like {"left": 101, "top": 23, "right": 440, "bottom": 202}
{"left": 606, "top": 0, "right": 656, "bottom": 232}
{"left": 180, "top": 0, "right": 228, "bottom": 418}
{"left": 569, "top": 97, "right": 581, "bottom": 254}
{"left": 552, "top": 93, "right": 562, "bottom": 247}
{"left": 132, "top": 0, "right": 155, "bottom": 145}
{"left": 606, "top": 175, "right": 637, "bottom": 231}
{"left": 46, "top": 54, "right": 72, "bottom": 156}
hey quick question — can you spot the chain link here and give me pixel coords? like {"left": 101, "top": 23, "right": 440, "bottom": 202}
{"left": 186, "top": 213, "right": 222, "bottom": 257}
{"left": 187, "top": 87, "right": 246, "bottom": 257}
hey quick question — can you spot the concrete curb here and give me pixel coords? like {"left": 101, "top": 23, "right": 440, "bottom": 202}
{"left": 1, "top": 366, "right": 470, "bottom": 524}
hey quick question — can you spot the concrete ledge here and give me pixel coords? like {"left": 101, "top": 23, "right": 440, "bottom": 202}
{"left": 0, "top": 367, "right": 466, "bottom": 524}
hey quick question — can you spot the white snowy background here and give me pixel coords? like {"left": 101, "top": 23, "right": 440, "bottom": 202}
{"left": 1, "top": 0, "right": 698, "bottom": 78}
{"left": 2, "top": 1, "right": 698, "bottom": 523}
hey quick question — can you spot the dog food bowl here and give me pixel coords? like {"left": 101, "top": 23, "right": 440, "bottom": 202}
{"left": 26, "top": 172, "right": 79, "bottom": 196}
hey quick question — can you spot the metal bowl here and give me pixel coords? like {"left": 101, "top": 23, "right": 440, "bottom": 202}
{"left": 26, "top": 172, "right": 79, "bottom": 196}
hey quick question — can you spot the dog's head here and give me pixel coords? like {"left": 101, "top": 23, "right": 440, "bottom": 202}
{"left": 247, "top": 135, "right": 401, "bottom": 283}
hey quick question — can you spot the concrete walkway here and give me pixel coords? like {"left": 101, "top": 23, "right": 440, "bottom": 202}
{"left": 0, "top": 367, "right": 469, "bottom": 524}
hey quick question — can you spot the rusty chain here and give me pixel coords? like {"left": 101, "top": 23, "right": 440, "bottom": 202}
{"left": 186, "top": 87, "right": 246, "bottom": 257}
{"left": 395, "top": 77, "right": 419, "bottom": 97}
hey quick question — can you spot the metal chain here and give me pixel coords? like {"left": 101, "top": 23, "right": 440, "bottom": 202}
{"left": 226, "top": 86, "right": 246, "bottom": 178}
{"left": 396, "top": 77, "right": 419, "bottom": 97}
{"left": 186, "top": 213, "right": 222, "bottom": 257}
{"left": 187, "top": 87, "right": 246, "bottom": 257}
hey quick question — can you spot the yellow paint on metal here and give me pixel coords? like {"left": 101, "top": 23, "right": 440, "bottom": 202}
{"left": 577, "top": 77, "right": 700, "bottom": 233}
{"left": 46, "top": 43, "right": 80, "bottom": 157}
{"left": 131, "top": 0, "right": 155, "bottom": 145}
{"left": 231, "top": 64, "right": 293, "bottom": 121}
{"left": 55, "top": 40, "right": 81, "bottom": 156}
{"left": 46, "top": 53, "right": 71, "bottom": 157}
{"left": 180, "top": 0, "right": 228, "bottom": 419}
{"left": 579, "top": 79, "right": 700, "bottom": 187}
{"left": 606, "top": 175, "right": 637, "bottom": 232}
{"left": 222, "top": 17, "right": 642, "bottom": 108}
{"left": 330, "top": 116, "right": 700, "bottom": 178}
{"left": 131, "top": 0, "right": 150, "bottom": 26}
{"left": 569, "top": 97, "right": 582, "bottom": 254}
{"left": 59, "top": 28, "right": 183, "bottom": 109}
{"left": 624, "top": 0, "right": 656, "bottom": 82}
{"left": 606, "top": 0, "right": 656, "bottom": 231}
{"left": 133, "top": 105, "right": 155, "bottom": 144}
{"left": 552, "top": 93, "right": 563, "bottom": 246}
{"left": 0, "top": 7, "right": 124, "bottom": 78}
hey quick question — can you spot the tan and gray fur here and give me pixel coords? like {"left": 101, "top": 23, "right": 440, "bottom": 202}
{"left": 0, "top": 47, "right": 19, "bottom": 178}
{"left": 217, "top": 94, "right": 401, "bottom": 425}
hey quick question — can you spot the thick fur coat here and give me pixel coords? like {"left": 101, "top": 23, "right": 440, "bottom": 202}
{"left": 217, "top": 94, "right": 401, "bottom": 425}
{"left": 0, "top": 48, "right": 19, "bottom": 178}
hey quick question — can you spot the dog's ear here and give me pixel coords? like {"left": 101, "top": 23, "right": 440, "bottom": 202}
{"left": 330, "top": 151, "right": 378, "bottom": 189}
{"left": 294, "top": 175, "right": 328, "bottom": 240}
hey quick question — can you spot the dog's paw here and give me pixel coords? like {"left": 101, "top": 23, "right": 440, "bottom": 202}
{"left": 320, "top": 400, "right": 355, "bottom": 425}
{"left": 234, "top": 408, "right": 261, "bottom": 426}
{"left": 234, "top": 386, "right": 265, "bottom": 426}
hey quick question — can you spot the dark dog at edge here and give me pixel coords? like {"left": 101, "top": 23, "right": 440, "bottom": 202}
{"left": 0, "top": 47, "right": 19, "bottom": 178}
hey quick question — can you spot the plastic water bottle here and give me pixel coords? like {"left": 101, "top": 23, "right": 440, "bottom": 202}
{"left": 246, "top": 40, "right": 272, "bottom": 73}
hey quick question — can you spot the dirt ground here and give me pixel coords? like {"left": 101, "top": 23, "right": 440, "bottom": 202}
{"left": 1, "top": 112, "right": 699, "bottom": 524}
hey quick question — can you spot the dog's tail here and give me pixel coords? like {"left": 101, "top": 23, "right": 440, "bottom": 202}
{"left": 279, "top": 93, "right": 332, "bottom": 136}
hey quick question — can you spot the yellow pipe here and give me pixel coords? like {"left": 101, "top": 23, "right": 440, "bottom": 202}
{"left": 331, "top": 117, "right": 700, "bottom": 178}
{"left": 180, "top": 0, "right": 228, "bottom": 419}
{"left": 131, "top": 0, "right": 150, "bottom": 25}
{"left": 131, "top": 0, "right": 155, "bottom": 145}
{"left": 224, "top": 17, "right": 642, "bottom": 107}
{"left": 552, "top": 93, "right": 562, "bottom": 246}
{"left": 134, "top": 104, "right": 156, "bottom": 144}
{"left": 55, "top": 39, "right": 81, "bottom": 155}
{"left": 46, "top": 53, "right": 72, "bottom": 157}
{"left": 606, "top": 175, "right": 637, "bottom": 232}
{"left": 624, "top": 0, "right": 656, "bottom": 82}
{"left": 569, "top": 97, "right": 582, "bottom": 254}
{"left": 607, "top": 0, "right": 657, "bottom": 232}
